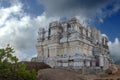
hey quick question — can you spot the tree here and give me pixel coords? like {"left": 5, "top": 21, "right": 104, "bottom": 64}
{"left": 0, "top": 44, "right": 18, "bottom": 63}
{"left": 0, "top": 44, "right": 37, "bottom": 80}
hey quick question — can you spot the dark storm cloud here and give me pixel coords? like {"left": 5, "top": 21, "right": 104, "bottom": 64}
{"left": 40, "top": 0, "right": 120, "bottom": 23}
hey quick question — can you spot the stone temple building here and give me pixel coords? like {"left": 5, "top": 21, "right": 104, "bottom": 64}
{"left": 32, "top": 17, "right": 112, "bottom": 73}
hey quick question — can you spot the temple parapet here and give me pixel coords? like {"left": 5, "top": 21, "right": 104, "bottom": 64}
{"left": 33, "top": 17, "right": 112, "bottom": 73}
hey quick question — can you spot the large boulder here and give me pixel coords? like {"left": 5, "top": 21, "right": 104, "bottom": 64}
{"left": 105, "top": 64, "right": 118, "bottom": 75}
{"left": 37, "top": 69, "right": 85, "bottom": 80}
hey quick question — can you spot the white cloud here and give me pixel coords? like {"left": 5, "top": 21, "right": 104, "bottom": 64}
{"left": 0, "top": 4, "right": 22, "bottom": 26}
{"left": 0, "top": 1, "right": 59, "bottom": 61}
{"left": 1, "top": 0, "right": 119, "bottom": 62}
{"left": 108, "top": 38, "right": 120, "bottom": 63}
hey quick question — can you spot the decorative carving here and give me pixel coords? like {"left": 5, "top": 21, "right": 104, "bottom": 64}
{"left": 33, "top": 17, "right": 112, "bottom": 73}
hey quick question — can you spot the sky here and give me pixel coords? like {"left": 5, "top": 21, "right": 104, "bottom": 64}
{"left": 0, "top": 0, "right": 120, "bottom": 63}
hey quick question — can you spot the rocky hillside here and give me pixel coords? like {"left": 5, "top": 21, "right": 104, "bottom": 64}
{"left": 37, "top": 65, "right": 120, "bottom": 80}
{"left": 20, "top": 61, "right": 51, "bottom": 71}
{"left": 37, "top": 68, "right": 86, "bottom": 80}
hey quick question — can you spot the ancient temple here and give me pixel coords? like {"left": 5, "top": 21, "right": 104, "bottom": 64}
{"left": 32, "top": 17, "right": 112, "bottom": 72}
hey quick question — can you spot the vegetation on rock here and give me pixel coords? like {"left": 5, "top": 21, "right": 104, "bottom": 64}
{"left": 0, "top": 44, "right": 37, "bottom": 80}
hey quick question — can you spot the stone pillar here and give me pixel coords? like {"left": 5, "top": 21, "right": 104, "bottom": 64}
{"left": 37, "top": 46, "right": 43, "bottom": 57}
{"left": 43, "top": 47, "right": 49, "bottom": 58}
{"left": 86, "top": 60, "right": 90, "bottom": 67}
{"left": 99, "top": 55, "right": 104, "bottom": 67}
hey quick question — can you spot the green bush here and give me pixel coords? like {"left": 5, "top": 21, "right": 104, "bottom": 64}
{"left": 0, "top": 44, "right": 37, "bottom": 80}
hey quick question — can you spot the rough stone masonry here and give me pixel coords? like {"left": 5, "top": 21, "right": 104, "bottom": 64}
{"left": 32, "top": 17, "right": 112, "bottom": 73}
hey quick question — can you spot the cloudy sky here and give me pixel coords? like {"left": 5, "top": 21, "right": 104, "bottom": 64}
{"left": 0, "top": 0, "right": 120, "bottom": 62}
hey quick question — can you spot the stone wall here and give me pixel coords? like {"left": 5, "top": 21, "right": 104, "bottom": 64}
{"left": 32, "top": 17, "right": 112, "bottom": 73}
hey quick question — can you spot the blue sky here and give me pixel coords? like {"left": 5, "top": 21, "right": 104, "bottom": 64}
{"left": 96, "top": 10, "right": 120, "bottom": 42}
{"left": 0, "top": 0, "right": 120, "bottom": 62}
